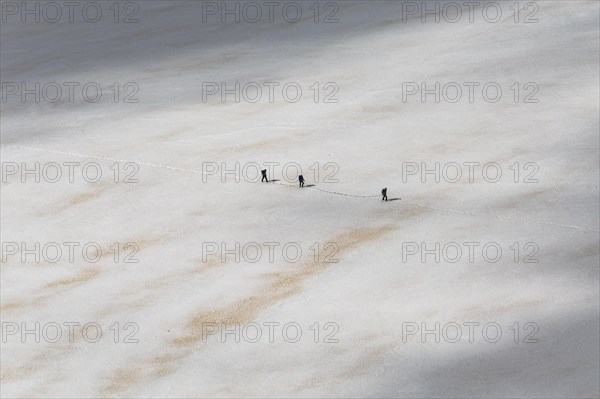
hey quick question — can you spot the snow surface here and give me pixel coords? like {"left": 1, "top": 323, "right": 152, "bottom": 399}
{"left": 1, "top": 1, "right": 599, "bottom": 397}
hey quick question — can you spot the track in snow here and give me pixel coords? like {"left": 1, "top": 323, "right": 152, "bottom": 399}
{"left": 3, "top": 144, "right": 597, "bottom": 233}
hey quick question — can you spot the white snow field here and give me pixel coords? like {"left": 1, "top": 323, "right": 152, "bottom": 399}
{"left": 1, "top": 0, "right": 599, "bottom": 397}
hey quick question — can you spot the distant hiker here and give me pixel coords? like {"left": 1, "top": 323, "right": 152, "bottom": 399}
{"left": 299, "top": 174, "right": 305, "bottom": 187}
{"left": 382, "top": 187, "right": 388, "bottom": 201}
{"left": 261, "top": 169, "right": 268, "bottom": 182}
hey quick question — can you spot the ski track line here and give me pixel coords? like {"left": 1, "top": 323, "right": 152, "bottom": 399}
{"left": 3, "top": 144, "right": 599, "bottom": 233}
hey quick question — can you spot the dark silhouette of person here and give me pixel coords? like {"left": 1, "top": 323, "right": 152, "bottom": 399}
{"left": 261, "top": 169, "right": 268, "bottom": 182}
{"left": 382, "top": 187, "right": 388, "bottom": 201}
{"left": 299, "top": 174, "right": 305, "bottom": 187}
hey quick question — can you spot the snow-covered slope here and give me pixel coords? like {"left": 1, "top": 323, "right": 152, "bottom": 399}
{"left": 1, "top": 1, "right": 599, "bottom": 397}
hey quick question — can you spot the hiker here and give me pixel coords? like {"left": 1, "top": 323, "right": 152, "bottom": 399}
{"left": 382, "top": 187, "right": 388, "bottom": 201}
{"left": 261, "top": 169, "right": 268, "bottom": 182}
{"left": 299, "top": 174, "right": 305, "bottom": 187}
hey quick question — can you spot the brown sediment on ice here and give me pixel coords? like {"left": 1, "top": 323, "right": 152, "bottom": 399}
{"left": 0, "top": 236, "right": 162, "bottom": 271}
{"left": 1, "top": 268, "right": 101, "bottom": 313}
{"left": 99, "top": 353, "right": 185, "bottom": 395}
{"left": 36, "top": 182, "right": 114, "bottom": 217}
{"left": 100, "top": 367, "right": 143, "bottom": 395}
{"left": 98, "top": 236, "right": 164, "bottom": 261}
{"left": 1, "top": 333, "right": 78, "bottom": 383}
{"left": 43, "top": 268, "right": 100, "bottom": 289}
{"left": 172, "top": 225, "right": 396, "bottom": 347}
{"left": 290, "top": 343, "right": 391, "bottom": 393}
{"left": 94, "top": 256, "right": 223, "bottom": 319}
{"left": 0, "top": 297, "right": 42, "bottom": 313}
{"left": 98, "top": 224, "right": 398, "bottom": 394}
{"left": 1, "top": 230, "right": 167, "bottom": 315}
{"left": 338, "top": 344, "right": 392, "bottom": 379}
{"left": 0, "top": 363, "right": 44, "bottom": 383}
